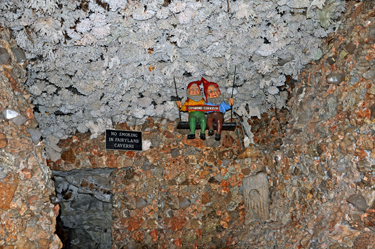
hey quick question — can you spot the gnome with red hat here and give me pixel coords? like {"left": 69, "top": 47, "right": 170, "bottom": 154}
{"left": 202, "top": 77, "right": 234, "bottom": 141}
{"left": 176, "top": 80, "right": 207, "bottom": 140}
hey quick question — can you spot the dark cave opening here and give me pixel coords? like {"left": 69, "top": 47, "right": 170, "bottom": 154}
{"left": 53, "top": 168, "right": 115, "bottom": 249}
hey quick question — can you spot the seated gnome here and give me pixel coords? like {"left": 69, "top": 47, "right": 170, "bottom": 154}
{"left": 176, "top": 80, "right": 207, "bottom": 140}
{"left": 202, "top": 78, "right": 234, "bottom": 141}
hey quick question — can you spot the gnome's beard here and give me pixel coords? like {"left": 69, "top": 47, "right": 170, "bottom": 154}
{"left": 207, "top": 95, "right": 224, "bottom": 105}
{"left": 187, "top": 93, "right": 203, "bottom": 102}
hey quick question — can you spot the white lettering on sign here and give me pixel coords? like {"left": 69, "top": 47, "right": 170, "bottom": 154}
{"left": 106, "top": 129, "right": 142, "bottom": 151}
{"left": 186, "top": 105, "right": 220, "bottom": 111}
{"left": 114, "top": 137, "right": 139, "bottom": 143}
{"left": 119, "top": 132, "right": 138, "bottom": 137}
{"left": 114, "top": 143, "right": 135, "bottom": 148}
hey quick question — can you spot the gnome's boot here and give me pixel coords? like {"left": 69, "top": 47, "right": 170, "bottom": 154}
{"left": 187, "top": 134, "right": 195, "bottom": 139}
{"left": 215, "top": 134, "right": 221, "bottom": 141}
{"left": 200, "top": 133, "right": 206, "bottom": 140}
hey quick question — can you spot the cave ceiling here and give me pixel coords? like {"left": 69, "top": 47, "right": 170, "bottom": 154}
{"left": 0, "top": 0, "right": 347, "bottom": 156}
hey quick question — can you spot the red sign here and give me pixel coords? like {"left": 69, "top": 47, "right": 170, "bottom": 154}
{"left": 186, "top": 105, "right": 220, "bottom": 112}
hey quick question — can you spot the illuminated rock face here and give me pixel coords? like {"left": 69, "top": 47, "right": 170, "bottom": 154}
{"left": 0, "top": 0, "right": 347, "bottom": 159}
{"left": 0, "top": 27, "right": 61, "bottom": 249}
{"left": 3, "top": 1, "right": 375, "bottom": 249}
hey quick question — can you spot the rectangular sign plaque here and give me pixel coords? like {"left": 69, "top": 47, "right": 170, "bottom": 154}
{"left": 105, "top": 129, "right": 142, "bottom": 151}
{"left": 186, "top": 105, "right": 220, "bottom": 112}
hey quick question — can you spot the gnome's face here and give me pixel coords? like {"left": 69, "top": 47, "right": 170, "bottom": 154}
{"left": 188, "top": 84, "right": 200, "bottom": 96}
{"left": 206, "top": 85, "right": 224, "bottom": 105}
{"left": 187, "top": 83, "right": 202, "bottom": 102}
{"left": 207, "top": 85, "right": 220, "bottom": 98}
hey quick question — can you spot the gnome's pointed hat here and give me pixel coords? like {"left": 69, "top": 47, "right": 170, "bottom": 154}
{"left": 186, "top": 79, "right": 202, "bottom": 92}
{"left": 202, "top": 77, "right": 221, "bottom": 101}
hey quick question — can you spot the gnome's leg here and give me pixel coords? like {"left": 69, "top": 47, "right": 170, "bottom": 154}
{"left": 189, "top": 112, "right": 197, "bottom": 134}
{"left": 207, "top": 113, "right": 214, "bottom": 132}
{"left": 216, "top": 113, "right": 224, "bottom": 134}
{"left": 197, "top": 112, "right": 207, "bottom": 133}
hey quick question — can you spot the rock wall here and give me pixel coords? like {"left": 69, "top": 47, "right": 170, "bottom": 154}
{"left": 49, "top": 2, "right": 375, "bottom": 248}
{"left": 0, "top": 28, "right": 61, "bottom": 248}
{"left": 1, "top": 1, "right": 375, "bottom": 248}
{"left": 243, "top": 3, "right": 375, "bottom": 248}
{"left": 50, "top": 121, "right": 250, "bottom": 248}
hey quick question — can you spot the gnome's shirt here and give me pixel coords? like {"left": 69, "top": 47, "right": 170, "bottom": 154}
{"left": 180, "top": 98, "right": 205, "bottom": 112}
{"left": 205, "top": 101, "right": 231, "bottom": 113}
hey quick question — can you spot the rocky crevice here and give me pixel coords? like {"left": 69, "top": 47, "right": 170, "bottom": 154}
{"left": 53, "top": 168, "right": 114, "bottom": 249}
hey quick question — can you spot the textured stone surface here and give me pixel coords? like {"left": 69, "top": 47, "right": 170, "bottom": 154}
{"left": 243, "top": 172, "right": 269, "bottom": 224}
{"left": 0, "top": 182, "right": 17, "bottom": 210}
{"left": 0, "top": 27, "right": 60, "bottom": 248}
{"left": 0, "top": 0, "right": 348, "bottom": 160}
{"left": 326, "top": 72, "right": 346, "bottom": 85}
{"left": 0, "top": 132, "right": 7, "bottom": 148}
{"left": 53, "top": 169, "right": 113, "bottom": 248}
{"left": 52, "top": 120, "right": 243, "bottom": 248}
{"left": 2, "top": 1, "right": 375, "bottom": 248}
{"left": 347, "top": 194, "right": 369, "bottom": 212}
{"left": 10, "top": 47, "right": 26, "bottom": 63}
{"left": 0, "top": 47, "right": 9, "bottom": 65}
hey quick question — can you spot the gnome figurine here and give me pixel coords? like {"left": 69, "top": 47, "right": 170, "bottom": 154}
{"left": 176, "top": 80, "right": 207, "bottom": 140}
{"left": 202, "top": 78, "right": 234, "bottom": 141}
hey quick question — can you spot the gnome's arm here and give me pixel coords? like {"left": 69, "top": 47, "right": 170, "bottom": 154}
{"left": 219, "top": 101, "right": 232, "bottom": 113}
{"left": 179, "top": 99, "right": 188, "bottom": 112}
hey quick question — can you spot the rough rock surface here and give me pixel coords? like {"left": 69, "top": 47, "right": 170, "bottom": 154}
{"left": 53, "top": 168, "right": 114, "bottom": 249}
{"left": 49, "top": 2, "right": 375, "bottom": 248}
{"left": 242, "top": 3, "right": 375, "bottom": 248}
{"left": 0, "top": 27, "right": 61, "bottom": 248}
{"left": 50, "top": 120, "right": 248, "bottom": 248}
{"left": 0, "top": 0, "right": 348, "bottom": 160}
{"left": 1, "top": 1, "right": 375, "bottom": 249}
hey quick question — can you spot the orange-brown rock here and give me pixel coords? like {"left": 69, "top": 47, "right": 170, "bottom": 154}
{"left": 222, "top": 134, "right": 235, "bottom": 148}
{"left": 0, "top": 246, "right": 16, "bottom": 249}
{"left": 106, "top": 153, "right": 118, "bottom": 168}
{"left": 61, "top": 147, "right": 76, "bottom": 164}
{"left": 164, "top": 158, "right": 186, "bottom": 181}
{"left": 21, "top": 168, "right": 32, "bottom": 179}
{"left": 38, "top": 238, "right": 50, "bottom": 249}
{"left": 202, "top": 192, "right": 211, "bottom": 205}
{"left": 131, "top": 230, "right": 145, "bottom": 242}
{"left": 364, "top": 208, "right": 375, "bottom": 229}
{"left": 149, "top": 229, "right": 158, "bottom": 242}
{"left": 127, "top": 217, "right": 144, "bottom": 231}
{"left": 353, "top": 232, "right": 375, "bottom": 249}
{"left": 173, "top": 238, "right": 183, "bottom": 247}
{"left": 15, "top": 236, "right": 37, "bottom": 248}
{"left": 241, "top": 168, "right": 250, "bottom": 175}
{"left": 238, "top": 144, "right": 260, "bottom": 159}
{"left": 0, "top": 182, "right": 17, "bottom": 210}
{"left": 0, "top": 133, "right": 7, "bottom": 148}
{"left": 182, "top": 137, "right": 204, "bottom": 149}
{"left": 27, "top": 195, "right": 39, "bottom": 205}
{"left": 169, "top": 217, "right": 188, "bottom": 231}
{"left": 163, "top": 130, "right": 174, "bottom": 138}
{"left": 140, "top": 219, "right": 158, "bottom": 229}
{"left": 125, "top": 151, "right": 135, "bottom": 158}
